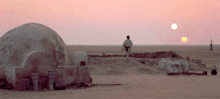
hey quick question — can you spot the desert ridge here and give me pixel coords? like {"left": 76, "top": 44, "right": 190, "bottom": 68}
{"left": 67, "top": 45, "right": 220, "bottom": 66}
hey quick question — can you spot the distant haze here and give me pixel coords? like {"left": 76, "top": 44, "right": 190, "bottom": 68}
{"left": 0, "top": 0, "right": 219, "bottom": 45}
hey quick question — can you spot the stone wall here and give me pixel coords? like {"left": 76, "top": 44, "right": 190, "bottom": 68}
{"left": 56, "top": 66, "right": 90, "bottom": 84}
{"left": 56, "top": 66, "right": 78, "bottom": 84}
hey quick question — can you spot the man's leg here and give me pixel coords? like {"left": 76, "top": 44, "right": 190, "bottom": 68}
{"left": 126, "top": 48, "right": 131, "bottom": 59}
{"left": 126, "top": 51, "right": 129, "bottom": 58}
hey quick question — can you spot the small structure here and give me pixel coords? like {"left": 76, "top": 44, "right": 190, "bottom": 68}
{"left": 159, "top": 58, "right": 189, "bottom": 74}
{"left": 210, "top": 37, "right": 213, "bottom": 51}
{"left": 68, "top": 51, "right": 90, "bottom": 84}
{"left": 0, "top": 23, "right": 91, "bottom": 90}
{"left": 68, "top": 51, "right": 88, "bottom": 66}
{"left": 160, "top": 58, "right": 210, "bottom": 76}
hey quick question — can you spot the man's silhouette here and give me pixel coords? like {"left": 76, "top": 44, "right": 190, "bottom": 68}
{"left": 122, "top": 35, "right": 133, "bottom": 57}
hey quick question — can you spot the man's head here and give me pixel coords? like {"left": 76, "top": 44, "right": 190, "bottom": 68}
{"left": 127, "top": 35, "right": 130, "bottom": 39}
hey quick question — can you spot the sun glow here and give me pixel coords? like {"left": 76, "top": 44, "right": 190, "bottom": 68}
{"left": 181, "top": 37, "right": 188, "bottom": 43}
{"left": 171, "top": 23, "right": 178, "bottom": 30}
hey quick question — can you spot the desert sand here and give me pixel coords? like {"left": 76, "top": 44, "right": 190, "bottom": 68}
{"left": 0, "top": 45, "right": 220, "bottom": 98}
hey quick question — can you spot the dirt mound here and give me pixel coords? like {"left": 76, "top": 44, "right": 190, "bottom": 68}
{"left": 89, "top": 58, "right": 165, "bottom": 75}
{"left": 131, "top": 51, "right": 183, "bottom": 59}
{"left": 88, "top": 54, "right": 125, "bottom": 58}
{"left": 89, "top": 57, "right": 209, "bottom": 75}
{"left": 88, "top": 51, "right": 183, "bottom": 60}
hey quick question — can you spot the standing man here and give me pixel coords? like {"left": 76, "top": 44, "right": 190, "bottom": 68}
{"left": 122, "top": 35, "right": 133, "bottom": 58}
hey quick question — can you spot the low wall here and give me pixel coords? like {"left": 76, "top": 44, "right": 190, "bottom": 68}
{"left": 56, "top": 66, "right": 78, "bottom": 84}
{"left": 77, "top": 66, "right": 90, "bottom": 83}
{"left": 4, "top": 65, "right": 90, "bottom": 90}
{"left": 57, "top": 66, "right": 91, "bottom": 84}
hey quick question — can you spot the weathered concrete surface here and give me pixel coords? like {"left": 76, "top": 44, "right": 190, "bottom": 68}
{"left": 0, "top": 23, "right": 69, "bottom": 89}
{"left": 77, "top": 66, "right": 90, "bottom": 83}
{"left": 68, "top": 51, "right": 88, "bottom": 66}
{"left": 4, "top": 67, "right": 15, "bottom": 86}
{"left": 56, "top": 66, "right": 90, "bottom": 84}
{"left": 56, "top": 66, "right": 78, "bottom": 84}
{"left": 0, "top": 22, "right": 68, "bottom": 68}
{"left": 159, "top": 58, "right": 190, "bottom": 73}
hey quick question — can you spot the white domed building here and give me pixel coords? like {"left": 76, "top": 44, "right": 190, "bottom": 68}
{"left": 0, "top": 23, "right": 90, "bottom": 90}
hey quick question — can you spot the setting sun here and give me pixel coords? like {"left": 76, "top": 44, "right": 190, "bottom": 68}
{"left": 171, "top": 23, "right": 178, "bottom": 30}
{"left": 181, "top": 37, "right": 188, "bottom": 43}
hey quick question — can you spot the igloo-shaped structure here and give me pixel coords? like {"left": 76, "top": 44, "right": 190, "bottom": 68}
{"left": 0, "top": 22, "right": 68, "bottom": 68}
{"left": 0, "top": 23, "right": 90, "bottom": 90}
{"left": 0, "top": 22, "right": 69, "bottom": 88}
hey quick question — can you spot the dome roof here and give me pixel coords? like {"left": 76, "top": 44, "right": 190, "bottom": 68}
{"left": 1, "top": 22, "right": 65, "bottom": 45}
{"left": 0, "top": 22, "right": 67, "bottom": 67}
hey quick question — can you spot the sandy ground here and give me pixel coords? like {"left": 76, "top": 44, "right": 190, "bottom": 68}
{"left": 1, "top": 74, "right": 220, "bottom": 98}
{"left": 1, "top": 45, "right": 220, "bottom": 98}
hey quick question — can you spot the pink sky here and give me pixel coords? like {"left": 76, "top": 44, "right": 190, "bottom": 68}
{"left": 0, "top": 0, "right": 219, "bottom": 45}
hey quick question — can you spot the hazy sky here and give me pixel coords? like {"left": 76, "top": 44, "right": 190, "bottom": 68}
{"left": 0, "top": 0, "right": 219, "bottom": 45}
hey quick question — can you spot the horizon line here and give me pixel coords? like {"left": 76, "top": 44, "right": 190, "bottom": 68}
{"left": 67, "top": 44, "right": 219, "bottom": 46}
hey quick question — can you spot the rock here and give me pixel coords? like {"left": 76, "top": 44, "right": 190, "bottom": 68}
{"left": 186, "top": 56, "right": 190, "bottom": 61}
{"left": 211, "top": 70, "right": 217, "bottom": 75}
{"left": 191, "top": 59, "right": 202, "bottom": 64}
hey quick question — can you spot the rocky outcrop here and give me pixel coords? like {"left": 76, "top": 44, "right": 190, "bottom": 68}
{"left": 131, "top": 51, "right": 183, "bottom": 59}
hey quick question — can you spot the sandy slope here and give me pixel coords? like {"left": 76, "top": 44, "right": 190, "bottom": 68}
{"left": 89, "top": 57, "right": 209, "bottom": 75}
